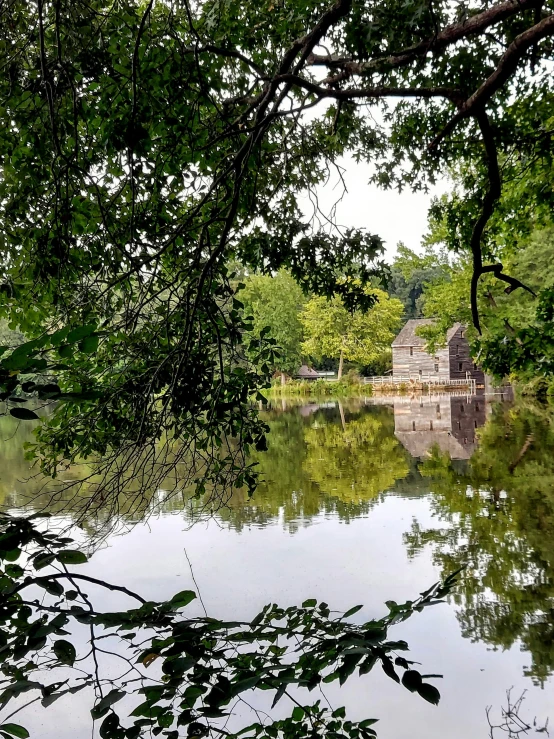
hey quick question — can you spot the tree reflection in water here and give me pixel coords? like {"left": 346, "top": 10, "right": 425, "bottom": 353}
{"left": 405, "top": 399, "right": 554, "bottom": 685}
{"left": 5, "top": 393, "right": 554, "bottom": 686}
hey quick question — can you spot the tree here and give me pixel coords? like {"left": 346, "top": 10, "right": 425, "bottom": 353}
{"left": 239, "top": 270, "right": 306, "bottom": 382}
{"left": 300, "top": 289, "right": 403, "bottom": 378}
{"left": 418, "top": 222, "right": 554, "bottom": 378}
{"left": 0, "top": 0, "right": 554, "bottom": 510}
{"left": 388, "top": 244, "right": 451, "bottom": 319}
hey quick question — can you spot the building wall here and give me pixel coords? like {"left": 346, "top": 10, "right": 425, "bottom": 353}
{"left": 392, "top": 345, "right": 449, "bottom": 378}
{"left": 447, "top": 326, "right": 485, "bottom": 382}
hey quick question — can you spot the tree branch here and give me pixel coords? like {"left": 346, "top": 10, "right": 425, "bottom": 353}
{"left": 274, "top": 74, "right": 463, "bottom": 102}
{"left": 468, "top": 113, "right": 536, "bottom": 333}
{"left": 13, "top": 573, "right": 147, "bottom": 604}
{"left": 429, "top": 13, "right": 554, "bottom": 151}
{"left": 307, "top": 0, "right": 543, "bottom": 74}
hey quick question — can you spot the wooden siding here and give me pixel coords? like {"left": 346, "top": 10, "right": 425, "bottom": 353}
{"left": 392, "top": 345, "right": 449, "bottom": 378}
{"left": 447, "top": 326, "right": 485, "bottom": 382}
{"left": 392, "top": 324, "right": 484, "bottom": 382}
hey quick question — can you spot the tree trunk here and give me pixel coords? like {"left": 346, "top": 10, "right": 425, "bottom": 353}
{"left": 337, "top": 349, "right": 344, "bottom": 380}
{"left": 281, "top": 372, "right": 286, "bottom": 386}
{"left": 338, "top": 401, "right": 346, "bottom": 431}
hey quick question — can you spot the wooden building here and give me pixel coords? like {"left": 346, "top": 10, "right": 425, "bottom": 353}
{"left": 295, "top": 364, "right": 320, "bottom": 380}
{"left": 391, "top": 319, "right": 483, "bottom": 382}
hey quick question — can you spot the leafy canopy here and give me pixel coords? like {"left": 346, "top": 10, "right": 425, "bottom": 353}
{"left": 239, "top": 270, "right": 306, "bottom": 375}
{"left": 300, "top": 288, "right": 404, "bottom": 370}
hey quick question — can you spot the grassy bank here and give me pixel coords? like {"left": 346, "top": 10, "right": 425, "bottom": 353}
{"left": 264, "top": 378, "right": 371, "bottom": 397}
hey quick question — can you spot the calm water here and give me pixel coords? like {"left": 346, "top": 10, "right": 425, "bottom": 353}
{"left": 2, "top": 390, "right": 554, "bottom": 737}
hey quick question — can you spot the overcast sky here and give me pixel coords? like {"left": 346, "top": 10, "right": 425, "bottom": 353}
{"left": 301, "top": 155, "right": 448, "bottom": 262}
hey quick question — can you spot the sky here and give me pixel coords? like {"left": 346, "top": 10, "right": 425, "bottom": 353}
{"left": 302, "top": 154, "right": 448, "bottom": 262}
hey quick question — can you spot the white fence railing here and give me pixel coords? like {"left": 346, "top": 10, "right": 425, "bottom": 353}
{"left": 364, "top": 374, "right": 477, "bottom": 393}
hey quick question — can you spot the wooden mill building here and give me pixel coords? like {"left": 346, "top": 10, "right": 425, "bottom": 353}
{"left": 391, "top": 319, "right": 483, "bottom": 382}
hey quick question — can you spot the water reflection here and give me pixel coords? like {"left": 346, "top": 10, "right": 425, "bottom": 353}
{"left": 3, "top": 389, "right": 554, "bottom": 690}
{"left": 392, "top": 393, "right": 487, "bottom": 459}
{"left": 405, "top": 399, "right": 554, "bottom": 685}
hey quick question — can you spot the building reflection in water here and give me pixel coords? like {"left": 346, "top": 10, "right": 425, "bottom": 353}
{"left": 370, "top": 384, "right": 513, "bottom": 460}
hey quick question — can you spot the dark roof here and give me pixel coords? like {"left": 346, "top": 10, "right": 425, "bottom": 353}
{"left": 391, "top": 319, "right": 463, "bottom": 348}
{"left": 296, "top": 364, "right": 320, "bottom": 378}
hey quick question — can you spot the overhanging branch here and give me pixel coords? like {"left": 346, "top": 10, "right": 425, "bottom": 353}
{"left": 307, "top": 0, "right": 543, "bottom": 75}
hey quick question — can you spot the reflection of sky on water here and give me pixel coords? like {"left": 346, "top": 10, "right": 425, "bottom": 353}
{"left": 2, "top": 389, "right": 553, "bottom": 738}
{"left": 14, "top": 501, "right": 552, "bottom": 739}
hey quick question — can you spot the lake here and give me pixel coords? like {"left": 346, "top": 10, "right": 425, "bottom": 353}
{"left": 2, "top": 389, "right": 554, "bottom": 737}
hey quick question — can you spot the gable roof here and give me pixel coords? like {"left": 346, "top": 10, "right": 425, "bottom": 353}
{"left": 395, "top": 430, "right": 474, "bottom": 460}
{"left": 391, "top": 319, "right": 463, "bottom": 348}
{"left": 392, "top": 319, "right": 434, "bottom": 347}
{"left": 296, "top": 364, "right": 319, "bottom": 378}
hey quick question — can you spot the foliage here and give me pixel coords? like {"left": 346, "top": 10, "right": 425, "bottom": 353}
{"left": 387, "top": 244, "right": 450, "bottom": 320}
{"left": 0, "top": 0, "right": 553, "bottom": 504}
{"left": 239, "top": 270, "right": 306, "bottom": 375}
{"left": 300, "top": 290, "right": 403, "bottom": 378}
{"left": 0, "top": 324, "right": 274, "bottom": 519}
{"left": 419, "top": 225, "right": 554, "bottom": 379}
{"left": 0, "top": 514, "right": 456, "bottom": 738}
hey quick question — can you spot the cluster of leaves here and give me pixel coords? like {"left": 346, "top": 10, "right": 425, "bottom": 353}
{"left": 300, "top": 288, "right": 404, "bottom": 378}
{"left": 387, "top": 244, "right": 451, "bottom": 321}
{"left": 239, "top": 270, "right": 307, "bottom": 376}
{"left": 417, "top": 224, "right": 554, "bottom": 380}
{"left": 0, "top": 304, "right": 276, "bottom": 521}
{"left": 0, "top": 514, "right": 457, "bottom": 738}
{"left": 0, "top": 324, "right": 104, "bottom": 421}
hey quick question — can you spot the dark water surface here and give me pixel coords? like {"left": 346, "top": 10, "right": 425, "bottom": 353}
{"left": 2, "top": 390, "right": 554, "bottom": 737}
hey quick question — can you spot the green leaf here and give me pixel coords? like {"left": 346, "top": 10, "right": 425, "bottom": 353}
{"left": 381, "top": 656, "right": 400, "bottom": 683}
{"left": 33, "top": 553, "right": 56, "bottom": 570}
{"left": 67, "top": 324, "right": 96, "bottom": 343}
{"left": 36, "top": 578, "right": 64, "bottom": 596}
{"left": 53, "top": 639, "right": 76, "bottom": 666}
{"left": 99, "top": 712, "right": 120, "bottom": 738}
{"left": 291, "top": 707, "right": 304, "bottom": 722}
{"left": 58, "top": 344, "right": 73, "bottom": 358}
{"left": 168, "top": 590, "right": 196, "bottom": 609}
{"left": 269, "top": 683, "right": 285, "bottom": 709}
{"left": 401, "top": 670, "right": 423, "bottom": 692}
{"left": 79, "top": 335, "right": 99, "bottom": 354}
{"left": 343, "top": 605, "right": 363, "bottom": 618}
{"left": 301, "top": 599, "right": 316, "bottom": 608}
{"left": 3, "top": 548, "right": 21, "bottom": 562}
{"left": 9, "top": 408, "right": 39, "bottom": 421}
{"left": 417, "top": 682, "right": 441, "bottom": 705}
{"left": 56, "top": 550, "right": 88, "bottom": 565}
{"left": 0, "top": 725, "right": 29, "bottom": 738}
{"left": 91, "top": 690, "right": 126, "bottom": 719}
